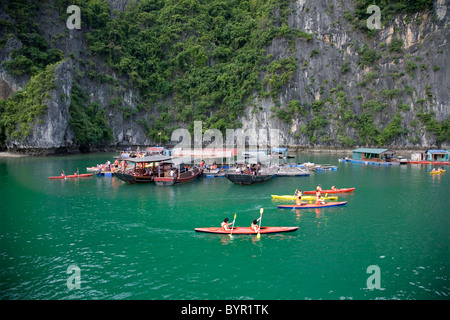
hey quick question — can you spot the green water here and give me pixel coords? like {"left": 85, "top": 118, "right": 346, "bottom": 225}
{"left": 0, "top": 153, "right": 449, "bottom": 300}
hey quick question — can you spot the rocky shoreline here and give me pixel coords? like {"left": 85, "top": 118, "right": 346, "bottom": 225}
{"left": 0, "top": 144, "right": 439, "bottom": 158}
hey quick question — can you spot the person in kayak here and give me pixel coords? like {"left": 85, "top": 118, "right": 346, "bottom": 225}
{"left": 315, "top": 192, "right": 325, "bottom": 205}
{"left": 221, "top": 218, "right": 234, "bottom": 231}
{"left": 316, "top": 184, "right": 322, "bottom": 192}
{"left": 331, "top": 185, "right": 337, "bottom": 191}
{"left": 251, "top": 218, "right": 261, "bottom": 233}
{"left": 295, "top": 190, "right": 306, "bottom": 206}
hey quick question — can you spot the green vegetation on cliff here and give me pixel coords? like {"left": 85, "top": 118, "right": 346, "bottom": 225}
{"left": 0, "top": 0, "right": 448, "bottom": 149}
{"left": 79, "top": 0, "right": 308, "bottom": 133}
{"left": 0, "top": 61, "right": 58, "bottom": 142}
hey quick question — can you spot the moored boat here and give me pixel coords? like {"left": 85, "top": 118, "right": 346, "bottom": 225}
{"left": 277, "top": 201, "right": 347, "bottom": 209}
{"left": 195, "top": 226, "right": 298, "bottom": 234}
{"left": 154, "top": 166, "right": 202, "bottom": 186}
{"left": 224, "top": 172, "right": 275, "bottom": 185}
{"left": 114, "top": 155, "right": 172, "bottom": 184}
{"left": 303, "top": 187, "right": 355, "bottom": 194}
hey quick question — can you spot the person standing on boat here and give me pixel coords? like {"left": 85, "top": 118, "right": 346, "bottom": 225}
{"left": 221, "top": 218, "right": 234, "bottom": 231}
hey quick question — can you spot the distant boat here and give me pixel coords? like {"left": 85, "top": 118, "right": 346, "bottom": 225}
{"left": 225, "top": 165, "right": 277, "bottom": 185}
{"left": 224, "top": 172, "right": 275, "bottom": 185}
{"left": 49, "top": 173, "right": 94, "bottom": 179}
{"left": 276, "top": 166, "right": 310, "bottom": 176}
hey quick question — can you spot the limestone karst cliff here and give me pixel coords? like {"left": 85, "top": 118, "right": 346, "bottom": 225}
{"left": 0, "top": 0, "right": 448, "bottom": 154}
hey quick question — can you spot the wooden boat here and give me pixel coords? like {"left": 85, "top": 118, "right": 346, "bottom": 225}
{"left": 154, "top": 166, "right": 202, "bottom": 186}
{"left": 49, "top": 173, "right": 94, "bottom": 179}
{"left": 271, "top": 195, "right": 338, "bottom": 201}
{"left": 303, "top": 187, "right": 355, "bottom": 194}
{"left": 114, "top": 155, "right": 172, "bottom": 184}
{"left": 114, "top": 172, "right": 154, "bottom": 183}
{"left": 224, "top": 172, "right": 275, "bottom": 185}
{"left": 195, "top": 226, "right": 298, "bottom": 234}
{"left": 278, "top": 201, "right": 347, "bottom": 209}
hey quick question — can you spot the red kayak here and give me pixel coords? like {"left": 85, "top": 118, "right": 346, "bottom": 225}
{"left": 49, "top": 173, "right": 94, "bottom": 179}
{"left": 303, "top": 187, "right": 355, "bottom": 194}
{"left": 278, "top": 201, "right": 347, "bottom": 209}
{"left": 195, "top": 226, "right": 298, "bottom": 234}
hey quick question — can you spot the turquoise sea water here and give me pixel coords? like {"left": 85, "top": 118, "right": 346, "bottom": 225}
{"left": 0, "top": 152, "right": 449, "bottom": 300}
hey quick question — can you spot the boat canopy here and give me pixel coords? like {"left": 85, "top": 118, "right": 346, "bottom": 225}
{"left": 122, "top": 155, "right": 172, "bottom": 163}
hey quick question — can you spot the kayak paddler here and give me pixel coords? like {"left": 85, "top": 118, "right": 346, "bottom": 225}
{"left": 251, "top": 218, "right": 261, "bottom": 233}
{"left": 295, "top": 190, "right": 306, "bottom": 206}
{"left": 221, "top": 218, "right": 234, "bottom": 231}
{"left": 315, "top": 191, "right": 325, "bottom": 205}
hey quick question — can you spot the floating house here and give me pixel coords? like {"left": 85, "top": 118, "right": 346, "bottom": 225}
{"left": 410, "top": 149, "right": 450, "bottom": 164}
{"left": 425, "top": 149, "right": 449, "bottom": 162}
{"left": 340, "top": 148, "right": 399, "bottom": 165}
{"left": 352, "top": 148, "right": 396, "bottom": 162}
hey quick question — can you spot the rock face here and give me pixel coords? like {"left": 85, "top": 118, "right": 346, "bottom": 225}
{"left": 5, "top": 59, "right": 74, "bottom": 153}
{"left": 0, "top": 0, "right": 449, "bottom": 154}
{"left": 241, "top": 0, "right": 450, "bottom": 149}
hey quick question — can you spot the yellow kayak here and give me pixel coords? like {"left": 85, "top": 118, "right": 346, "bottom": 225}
{"left": 430, "top": 170, "right": 446, "bottom": 174}
{"left": 271, "top": 195, "right": 338, "bottom": 201}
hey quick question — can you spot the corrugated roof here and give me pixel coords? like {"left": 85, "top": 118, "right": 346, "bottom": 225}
{"left": 428, "top": 149, "right": 449, "bottom": 154}
{"left": 352, "top": 148, "right": 389, "bottom": 154}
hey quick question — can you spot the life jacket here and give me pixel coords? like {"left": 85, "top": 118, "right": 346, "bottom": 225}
{"left": 221, "top": 222, "right": 229, "bottom": 231}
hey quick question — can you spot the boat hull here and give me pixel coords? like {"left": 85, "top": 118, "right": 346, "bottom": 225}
{"left": 114, "top": 172, "right": 154, "bottom": 183}
{"left": 303, "top": 187, "right": 355, "bottom": 194}
{"left": 278, "top": 201, "right": 347, "bottom": 209}
{"left": 49, "top": 173, "right": 94, "bottom": 179}
{"left": 224, "top": 173, "right": 274, "bottom": 185}
{"left": 195, "top": 226, "right": 298, "bottom": 234}
{"left": 154, "top": 168, "right": 202, "bottom": 186}
{"left": 271, "top": 195, "right": 338, "bottom": 201}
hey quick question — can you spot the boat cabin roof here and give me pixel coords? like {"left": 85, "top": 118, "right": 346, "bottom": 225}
{"left": 122, "top": 155, "right": 172, "bottom": 163}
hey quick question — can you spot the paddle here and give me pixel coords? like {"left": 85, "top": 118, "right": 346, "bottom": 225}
{"left": 229, "top": 213, "right": 237, "bottom": 239}
{"left": 257, "top": 208, "right": 263, "bottom": 239}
